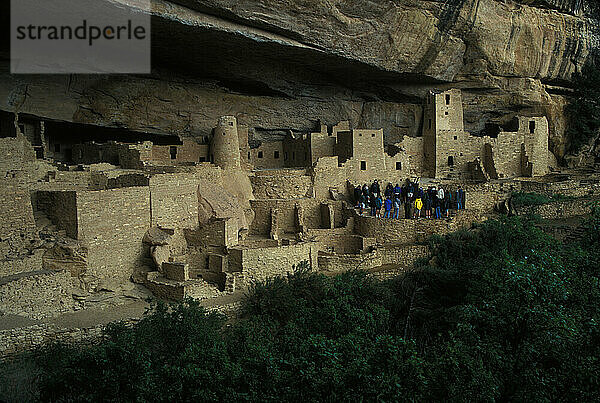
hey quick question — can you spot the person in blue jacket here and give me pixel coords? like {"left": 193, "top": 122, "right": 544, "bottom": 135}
{"left": 384, "top": 197, "right": 392, "bottom": 218}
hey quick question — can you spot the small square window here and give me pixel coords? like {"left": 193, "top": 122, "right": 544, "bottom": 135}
{"left": 248, "top": 152, "right": 250, "bottom": 159}
{"left": 445, "top": 111, "right": 449, "bottom": 116}
{"left": 359, "top": 133, "right": 362, "bottom": 137}
{"left": 445, "top": 94, "right": 450, "bottom": 105}
{"left": 274, "top": 151, "right": 280, "bottom": 159}
{"left": 229, "top": 121, "right": 234, "bottom": 126}
{"left": 396, "top": 161, "right": 402, "bottom": 170}
{"left": 169, "top": 146, "right": 177, "bottom": 160}
{"left": 360, "top": 161, "right": 366, "bottom": 170}
{"left": 454, "top": 136, "right": 457, "bottom": 140}
{"left": 258, "top": 151, "right": 263, "bottom": 159}
{"left": 371, "top": 133, "right": 375, "bottom": 137}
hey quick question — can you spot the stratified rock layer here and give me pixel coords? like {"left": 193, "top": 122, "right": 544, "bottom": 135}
{"left": 0, "top": 0, "right": 598, "bottom": 160}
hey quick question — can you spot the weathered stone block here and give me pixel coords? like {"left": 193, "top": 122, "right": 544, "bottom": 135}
{"left": 162, "top": 262, "right": 189, "bottom": 282}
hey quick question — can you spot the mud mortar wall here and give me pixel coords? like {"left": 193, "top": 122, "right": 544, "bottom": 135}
{"left": 229, "top": 242, "right": 318, "bottom": 287}
{"left": 149, "top": 173, "right": 199, "bottom": 229}
{"left": 76, "top": 187, "right": 151, "bottom": 281}
{"left": 354, "top": 211, "right": 482, "bottom": 246}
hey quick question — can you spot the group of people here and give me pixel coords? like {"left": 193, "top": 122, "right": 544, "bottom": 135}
{"left": 353, "top": 179, "right": 465, "bottom": 220}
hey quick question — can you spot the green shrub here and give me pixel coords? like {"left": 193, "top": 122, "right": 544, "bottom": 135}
{"left": 32, "top": 216, "right": 600, "bottom": 402}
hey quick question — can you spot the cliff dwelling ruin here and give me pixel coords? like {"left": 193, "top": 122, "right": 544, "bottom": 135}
{"left": 0, "top": 0, "right": 599, "bottom": 358}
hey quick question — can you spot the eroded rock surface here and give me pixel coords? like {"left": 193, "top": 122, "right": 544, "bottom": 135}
{"left": 0, "top": 0, "right": 598, "bottom": 160}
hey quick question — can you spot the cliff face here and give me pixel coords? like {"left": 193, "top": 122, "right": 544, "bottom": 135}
{"left": 0, "top": 0, "right": 598, "bottom": 160}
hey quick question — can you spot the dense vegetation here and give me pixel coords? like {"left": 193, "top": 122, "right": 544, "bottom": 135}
{"left": 30, "top": 211, "right": 600, "bottom": 401}
{"left": 566, "top": 54, "right": 600, "bottom": 153}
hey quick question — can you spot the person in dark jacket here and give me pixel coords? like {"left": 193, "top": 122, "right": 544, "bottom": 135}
{"left": 385, "top": 183, "right": 393, "bottom": 198}
{"left": 404, "top": 196, "right": 411, "bottom": 219}
{"left": 424, "top": 189, "right": 432, "bottom": 218}
{"left": 354, "top": 185, "right": 361, "bottom": 207}
{"left": 370, "top": 194, "right": 377, "bottom": 216}
{"left": 375, "top": 195, "right": 383, "bottom": 217}
{"left": 370, "top": 180, "right": 380, "bottom": 197}
{"left": 457, "top": 186, "right": 464, "bottom": 210}
{"left": 358, "top": 193, "right": 366, "bottom": 215}
{"left": 443, "top": 193, "right": 450, "bottom": 218}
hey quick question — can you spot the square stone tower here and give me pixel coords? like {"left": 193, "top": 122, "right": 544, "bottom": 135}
{"left": 423, "top": 88, "right": 464, "bottom": 178}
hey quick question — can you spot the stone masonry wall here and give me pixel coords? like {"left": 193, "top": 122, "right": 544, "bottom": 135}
{"left": 89, "top": 170, "right": 148, "bottom": 191}
{"left": 250, "top": 199, "right": 344, "bottom": 236}
{"left": 228, "top": 242, "right": 318, "bottom": 287}
{"left": 149, "top": 173, "right": 199, "bottom": 229}
{"left": 318, "top": 244, "right": 429, "bottom": 274}
{"left": 0, "top": 186, "right": 37, "bottom": 244}
{"left": 35, "top": 191, "right": 78, "bottom": 238}
{"left": 0, "top": 270, "right": 78, "bottom": 320}
{"left": 518, "top": 178, "right": 600, "bottom": 198}
{"left": 250, "top": 141, "right": 284, "bottom": 169}
{"left": 354, "top": 210, "right": 482, "bottom": 246}
{"left": 520, "top": 198, "right": 597, "bottom": 219}
{"left": 380, "top": 244, "right": 429, "bottom": 269}
{"left": 251, "top": 169, "right": 313, "bottom": 199}
{"left": 311, "top": 156, "right": 347, "bottom": 200}
{"left": 76, "top": 187, "right": 151, "bottom": 281}
{"left": 0, "top": 136, "right": 35, "bottom": 177}
{"left": 309, "top": 129, "right": 337, "bottom": 165}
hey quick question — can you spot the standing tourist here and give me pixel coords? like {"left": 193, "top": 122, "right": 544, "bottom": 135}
{"left": 375, "top": 194, "right": 383, "bottom": 218}
{"left": 384, "top": 197, "right": 392, "bottom": 218}
{"left": 393, "top": 196, "right": 400, "bottom": 219}
{"left": 414, "top": 196, "right": 423, "bottom": 219}
{"left": 358, "top": 192, "right": 366, "bottom": 216}
{"left": 457, "top": 186, "right": 464, "bottom": 210}
{"left": 385, "top": 183, "right": 393, "bottom": 198}
{"left": 433, "top": 187, "right": 441, "bottom": 219}
{"left": 437, "top": 186, "right": 445, "bottom": 202}
{"left": 394, "top": 183, "right": 401, "bottom": 199}
{"left": 354, "top": 185, "right": 362, "bottom": 208}
{"left": 370, "top": 193, "right": 377, "bottom": 216}
{"left": 424, "top": 188, "right": 432, "bottom": 218}
{"left": 370, "top": 180, "right": 380, "bottom": 198}
{"left": 442, "top": 192, "right": 450, "bottom": 218}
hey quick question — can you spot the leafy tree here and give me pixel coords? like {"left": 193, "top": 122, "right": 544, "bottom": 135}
{"left": 33, "top": 216, "right": 600, "bottom": 402}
